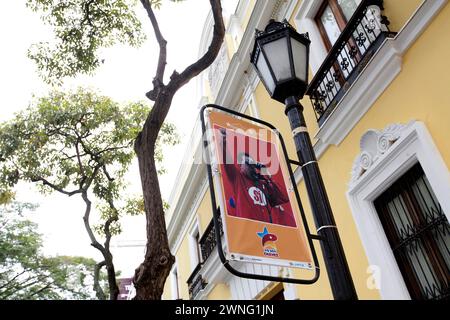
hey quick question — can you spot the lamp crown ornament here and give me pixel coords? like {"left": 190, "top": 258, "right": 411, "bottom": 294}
{"left": 255, "top": 19, "right": 309, "bottom": 39}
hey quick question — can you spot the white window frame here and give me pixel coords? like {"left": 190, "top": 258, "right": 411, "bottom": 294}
{"left": 293, "top": 0, "right": 330, "bottom": 75}
{"left": 170, "top": 264, "right": 180, "bottom": 300}
{"left": 188, "top": 220, "right": 202, "bottom": 271}
{"left": 347, "top": 121, "right": 450, "bottom": 299}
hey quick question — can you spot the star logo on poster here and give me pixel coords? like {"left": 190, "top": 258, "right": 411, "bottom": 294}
{"left": 248, "top": 186, "right": 267, "bottom": 206}
{"left": 257, "top": 227, "right": 279, "bottom": 257}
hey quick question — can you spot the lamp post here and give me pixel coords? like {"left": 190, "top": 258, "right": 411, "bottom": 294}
{"left": 250, "top": 19, "right": 358, "bottom": 300}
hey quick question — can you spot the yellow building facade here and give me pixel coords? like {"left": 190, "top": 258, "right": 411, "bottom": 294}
{"left": 163, "top": 0, "right": 450, "bottom": 300}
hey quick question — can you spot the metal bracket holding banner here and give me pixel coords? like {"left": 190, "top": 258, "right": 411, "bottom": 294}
{"left": 200, "top": 104, "right": 321, "bottom": 285}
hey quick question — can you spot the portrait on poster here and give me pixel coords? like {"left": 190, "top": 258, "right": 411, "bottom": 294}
{"left": 214, "top": 125, "right": 297, "bottom": 228}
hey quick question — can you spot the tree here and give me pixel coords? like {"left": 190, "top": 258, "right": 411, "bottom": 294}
{"left": 0, "top": 88, "right": 178, "bottom": 299}
{"left": 26, "top": 0, "right": 225, "bottom": 299}
{"left": 0, "top": 201, "right": 105, "bottom": 300}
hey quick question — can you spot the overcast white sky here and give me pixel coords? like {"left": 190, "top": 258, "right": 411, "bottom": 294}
{"left": 0, "top": 1, "right": 238, "bottom": 275}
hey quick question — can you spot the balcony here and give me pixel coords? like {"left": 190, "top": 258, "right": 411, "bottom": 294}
{"left": 306, "top": 0, "right": 396, "bottom": 126}
{"left": 186, "top": 216, "right": 224, "bottom": 299}
{"left": 186, "top": 263, "right": 207, "bottom": 300}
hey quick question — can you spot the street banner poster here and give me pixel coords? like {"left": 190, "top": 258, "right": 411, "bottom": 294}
{"left": 205, "top": 109, "right": 312, "bottom": 269}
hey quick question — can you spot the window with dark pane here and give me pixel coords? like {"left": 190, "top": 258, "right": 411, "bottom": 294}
{"left": 195, "top": 230, "right": 202, "bottom": 264}
{"left": 374, "top": 163, "right": 450, "bottom": 300}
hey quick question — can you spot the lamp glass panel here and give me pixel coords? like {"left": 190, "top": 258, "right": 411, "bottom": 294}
{"left": 291, "top": 38, "right": 307, "bottom": 82}
{"left": 262, "top": 37, "right": 292, "bottom": 82}
{"left": 256, "top": 51, "right": 275, "bottom": 94}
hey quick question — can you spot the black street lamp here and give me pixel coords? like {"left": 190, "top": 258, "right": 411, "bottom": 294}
{"left": 251, "top": 19, "right": 358, "bottom": 300}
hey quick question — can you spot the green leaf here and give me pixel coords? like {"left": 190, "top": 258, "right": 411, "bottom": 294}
{"left": 26, "top": 0, "right": 146, "bottom": 85}
{"left": 0, "top": 202, "right": 104, "bottom": 299}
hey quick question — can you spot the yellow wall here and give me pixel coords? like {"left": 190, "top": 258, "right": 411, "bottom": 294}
{"left": 207, "top": 283, "right": 232, "bottom": 300}
{"left": 254, "top": 84, "right": 299, "bottom": 157}
{"left": 162, "top": 237, "right": 192, "bottom": 300}
{"left": 321, "top": 0, "right": 450, "bottom": 181}
{"left": 384, "top": 0, "right": 423, "bottom": 32}
{"left": 197, "top": 191, "right": 213, "bottom": 234}
{"left": 176, "top": 237, "right": 193, "bottom": 300}
{"left": 312, "top": 2, "right": 450, "bottom": 298}
{"left": 251, "top": 0, "right": 450, "bottom": 300}
{"left": 165, "top": 0, "right": 450, "bottom": 301}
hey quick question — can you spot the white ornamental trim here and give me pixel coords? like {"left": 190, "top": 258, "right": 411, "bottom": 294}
{"left": 350, "top": 122, "right": 412, "bottom": 183}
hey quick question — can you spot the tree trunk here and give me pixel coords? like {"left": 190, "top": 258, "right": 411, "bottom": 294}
{"left": 105, "top": 252, "right": 120, "bottom": 300}
{"left": 133, "top": 120, "right": 175, "bottom": 299}
{"left": 94, "top": 261, "right": 107, "bottom": 300}
{"left": 132, "top": 0, "right": 225, "bottom": 300}
{"left": 82, "top": 191, "right": 120, "bottom": 300}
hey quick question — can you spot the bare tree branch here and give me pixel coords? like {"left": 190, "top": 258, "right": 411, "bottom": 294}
{"left": 81, "top": 190, "right": 119, "bottom": 300}
{"left": 81, "top": 191, "right": 105, "bottom": 254}
{"left": 82, "top": 164, "right": 102, "bottom": 191}
{"left": 27, "top": 283, "right": 52, "bottom": 298}
{"left": 97, "top": 145, "right": 132, "bottom": 156}
{"left": 30, "top": 176, "right": 82, "bottom": 197}
{"left": 132, "top": 0, "right": 225, "bottom": 300}
{"left": 0, "top": 274, "right": 50, "bottom": 298}
{"left": 103, "top": 199, "right": 119, "bottom": 252}
{"left": 169, "top": 0, "right": 225, "bottom": 92}
{"left": 140, "top": 0, "right": 167, "bottom": 100}
{"left": 75, "top": 140, "right": 85, "bottom": 176}
{"left": 80, "top": 0, "right": 95, "bottom": 27}
{"left": 102, "top": 165, "right": 115, "bottom": 182}
{"left": 0, "top": 269, "right": 29, "bottom": 291}
{"left": 143, "top": 0, "right": 225, "bottom": 140}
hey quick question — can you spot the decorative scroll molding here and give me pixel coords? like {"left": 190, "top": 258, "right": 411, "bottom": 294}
{"left": 208, "top": 44, "right": 229, "bottom": 99}
{"left": 350, "top": 122, "right": 413, "bottom": 183}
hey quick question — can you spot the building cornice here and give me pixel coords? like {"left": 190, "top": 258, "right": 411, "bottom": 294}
{"left": 215, "top": 0, "right": 278, "bottom": 108}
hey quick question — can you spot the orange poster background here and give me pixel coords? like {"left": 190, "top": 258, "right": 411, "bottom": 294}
{"left": 207, "top": 110, "right": 312, "bottom": 268}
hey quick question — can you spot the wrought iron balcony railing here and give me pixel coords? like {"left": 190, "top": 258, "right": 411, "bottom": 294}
{"left": 200, "top": 215, "right": 224, "bottom": 262}
{"left": 306, "top": 0, "right": 396, "bottom": 125}
{"left": 186, "top": 215, "right": 223, "bottom": 299}
{"left": 186, "top": 263, "right": 207, "bottom": 300}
